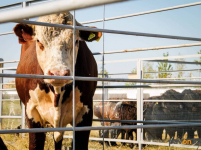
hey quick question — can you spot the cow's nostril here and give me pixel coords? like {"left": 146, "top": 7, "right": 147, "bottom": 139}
{"left": 63, "top": 69, "right": 70, "bottom": 76}
{"left": 49, "top": 70, "right": 54, "bottom": 76}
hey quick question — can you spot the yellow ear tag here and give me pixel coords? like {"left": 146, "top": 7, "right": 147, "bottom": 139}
{"left": 88, "top": 33, "right": 96, "bottom": 40}
{"left": 96, "top": 37, "right": 101, "bottom": 42}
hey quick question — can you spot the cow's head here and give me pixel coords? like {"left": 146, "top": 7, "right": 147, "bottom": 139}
{"left": 14, "top": 12, "right": 101, "bottom": 87}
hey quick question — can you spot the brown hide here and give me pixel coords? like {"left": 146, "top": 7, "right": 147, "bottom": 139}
{"left": 16, "top": 41, "right": 45, "bottom": 105}
{"left": 94, "top": 102, "right": 137, "bottom": 121}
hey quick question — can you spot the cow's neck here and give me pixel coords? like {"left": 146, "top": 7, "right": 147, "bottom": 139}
{"left": 54, "top": 86, "right": 61, "bottom": 94}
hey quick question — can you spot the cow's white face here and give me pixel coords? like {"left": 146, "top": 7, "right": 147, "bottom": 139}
{"left": 35, "top": 13, "right": 79, "bottom": 87}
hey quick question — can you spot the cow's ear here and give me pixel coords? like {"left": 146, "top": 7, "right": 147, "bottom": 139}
{"left": 13, "top": 23, "right": 35, "bottom": 44}
{"left": 79, "top": 26, "right": 102, "bottom": 42}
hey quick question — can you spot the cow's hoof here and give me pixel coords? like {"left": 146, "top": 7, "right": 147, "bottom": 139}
{"left": 129, "top": 143, "right": 134, "bottom": 149}
{"left": 110, "top": 142, "right": 117, "bottom": 146}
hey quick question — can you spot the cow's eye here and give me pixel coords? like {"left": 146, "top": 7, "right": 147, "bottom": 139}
{"left": 75, "top": 40, "right": 79, "bottom": 45}
{"left": 37, "top": 40, "right": 44, "bottom": 51}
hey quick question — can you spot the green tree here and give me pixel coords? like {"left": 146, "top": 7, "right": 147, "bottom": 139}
{"left": 98, "top": 69, "right": 108, "bottom": 78}
{"left": 98, "top": 69, "right": 109, "bottom": 86}
{"left": 175, "top": 53, "right": 185, "bottom": 78}
{"left": 126, "top": 62, "right": 156, "bottom": 85}
{"left": 158, "top": 52, "right": 173, "bottom": 78}
{"left": 194, "top": 50, "right": 201, "bottom": 63}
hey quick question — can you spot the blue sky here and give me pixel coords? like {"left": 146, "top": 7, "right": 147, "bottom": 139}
{"left": 0, "top": 0, "right": 201, "bottom": 82}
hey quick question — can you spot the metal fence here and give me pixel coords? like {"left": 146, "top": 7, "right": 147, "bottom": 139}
{"left": 0, "top": 0, "right": 201, "bottom": 149}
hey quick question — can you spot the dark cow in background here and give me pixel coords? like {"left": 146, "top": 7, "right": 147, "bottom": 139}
{"left": 94, "top": 89, "right": 201, "bottom": 147}
{"left": 13, "top": 12, "right": 101, "bottom": 150}
{"left": 94, "top": 101, "right": 137, "bottom": 148}
{"left": 144, "top": 89, "right": 201, "bottom": 141}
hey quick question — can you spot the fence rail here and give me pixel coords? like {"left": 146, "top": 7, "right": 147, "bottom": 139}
{"left": 0, "top": 0, "right": 201, "bottom": 150}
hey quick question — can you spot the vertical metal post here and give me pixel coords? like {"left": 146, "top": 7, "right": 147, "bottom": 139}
{"left": 21, "top": 103, "right": 25, "bottom": 130}
{"left": 22, "top": 1, "right": 30, "bottom": 8}
{"left": 0, "top": 59, "right": 3, "bottom": 130}
{"left": 72, "top": 10, "right": 76, "bottom": 150}
{"left": 102, "top": 5, "right": 105, "bottom": 150}
{"left": 137, "top": 59, "right": 143, "bottom": 150}
{"left": 104, "top": 74, "right": 108, "bottom": 100}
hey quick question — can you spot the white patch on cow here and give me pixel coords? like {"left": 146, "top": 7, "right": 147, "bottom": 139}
{"left": 26, "top": 84, "right": 89, "bottom": 142}
{"left": 34, "top": 13, "right": 80, "bottom": 86}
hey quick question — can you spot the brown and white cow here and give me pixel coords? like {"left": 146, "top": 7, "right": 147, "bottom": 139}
{"left": 14, "top": 12, "right": 101, "bottom": 150}
{"left": 94, "top": 102, "right": 137, "bottom": 148}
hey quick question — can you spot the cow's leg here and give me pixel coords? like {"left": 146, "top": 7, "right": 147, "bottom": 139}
{"left": 99, "top": 129, "right": 110, "bottom": 146}
{"left": 127, "top": 130, "right": 134, "bottom": 149}
{"left": 110, "top": 129, "right": 118, "bottom": 146}
{"left": 71, "top": 108, "right": 93, "bottom": 150}
{"left": 121, "top": 130, "right": 126, "bottom": 146}
{"left": 54, "top": 137, "right": 63, "bottom": 150}
{"left": 27, "top": 118, "right": 46, "bottom": 150}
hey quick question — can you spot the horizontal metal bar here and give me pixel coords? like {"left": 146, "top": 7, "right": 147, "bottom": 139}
{"left": 101, "top": 69, "right": 201, "bottom": 76}
{"left": 93, "top": 43, "right": 201, "bottom": 55}
{"left": 0, "top": 83, "right": 15, "bottom": 85}
{"left": 0, "top": 32, "right": 14, "bottom": 36}
{"left": 0, "top": 60, "right": 19, "bottom": 64}
{"left": 0, "top": 0, "right": 42, "bottom": 10}
{"left": 1, "top": 84, "right": 199, "bottom": 90}
{"left": 148, "top": 60, "right": 201, "bottom": 65}
{"left": 76, "top": 26, "right": 201, "bottom": 41}
{"left": 93, "top": 119, "right": 198, "bottom": 124}
{"left": 0, "top": 89, "right": 16, "bottom": 91}
{"left": 1, "top": 123, "right": 201, "bottom": 134}
{"left": 141, "top": 141, "right": 201, "bottom": 149}
{"left": 143, "top": 100, "right": 201, "bottom": 102}
{"left": 0, "top": 67, "right": 17, "bottom": 70}
{"left": 93, "top": 99, "right": 137, "bottom": 102}
{"left": 93, "top": 99, "right": 201, "bottom": 103}
{"left": 1, "top": 54, "right": 201, "bottom": 67}
{"left": 0, "top": 116, "right": 21, "bottom": 119}
{"left": 18, "top": 20, "right": 73, "bottom": 29}
{"left": 97, "top": 84, "right": 201, "bottom": 88}
{"left": 1, "top": 73, "right": 201, "bottom": 84}
{"left": 64, "top": 135, "right": 139, "bottom": 144}
{"left": 151, "top": 77, "right": 201, "bottom": 80}
{"left": 0, "top": 2, "right": 21, "bottom": 10}
{"left": 143, "top": 54, "right": 201, "bottom": 61}
{"left": 2, "top": 99, "right": 20, "bottom": 101}
{"left": 145, "top": 69, "right": 201, "bottom": 74}
{"left": 100, "top": 73, "right": 137, "bottom": 75}
{"left": 97, "top": 54, "right": 201, "bottom": 64}
{"left": 81, "top": 1, "right": 201, "bottom": 24}
{"left": 16, "top": 20, "right": 201, "bottom": 42}
{"left": 0, "top": 0, "right": 126, "bottom": 23}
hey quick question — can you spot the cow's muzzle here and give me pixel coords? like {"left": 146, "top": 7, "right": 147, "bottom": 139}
{"left": 46, "top": 69, "right": 71, "bottom": 86}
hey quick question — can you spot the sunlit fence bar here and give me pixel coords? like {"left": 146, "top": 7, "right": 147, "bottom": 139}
{"left": 1, "top": 123, "right": 201, "bottom": 134}
{"left": 0, "top": 0, "right": 126, "bottom": 23}
{"left": 0, "top": 73, "right": 201, "bottom": 84}
{"left": 14, "top": 20, "right": 201, "bottom": 41}
{"left": 81, "top": 1, "right": 201, "bottom": 24}
{"left": 0, "top": 32, "right": 14, "bottom": 36}
{"left": 93, "top": 43, "right": 201, "bottom": 55}
{"left": 0, "top": 0, "right": 201, "bottom": 150}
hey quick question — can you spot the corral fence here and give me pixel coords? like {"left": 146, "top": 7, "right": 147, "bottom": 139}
{"left": 0, "top": 0, "right": 201, "bottom": 150}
